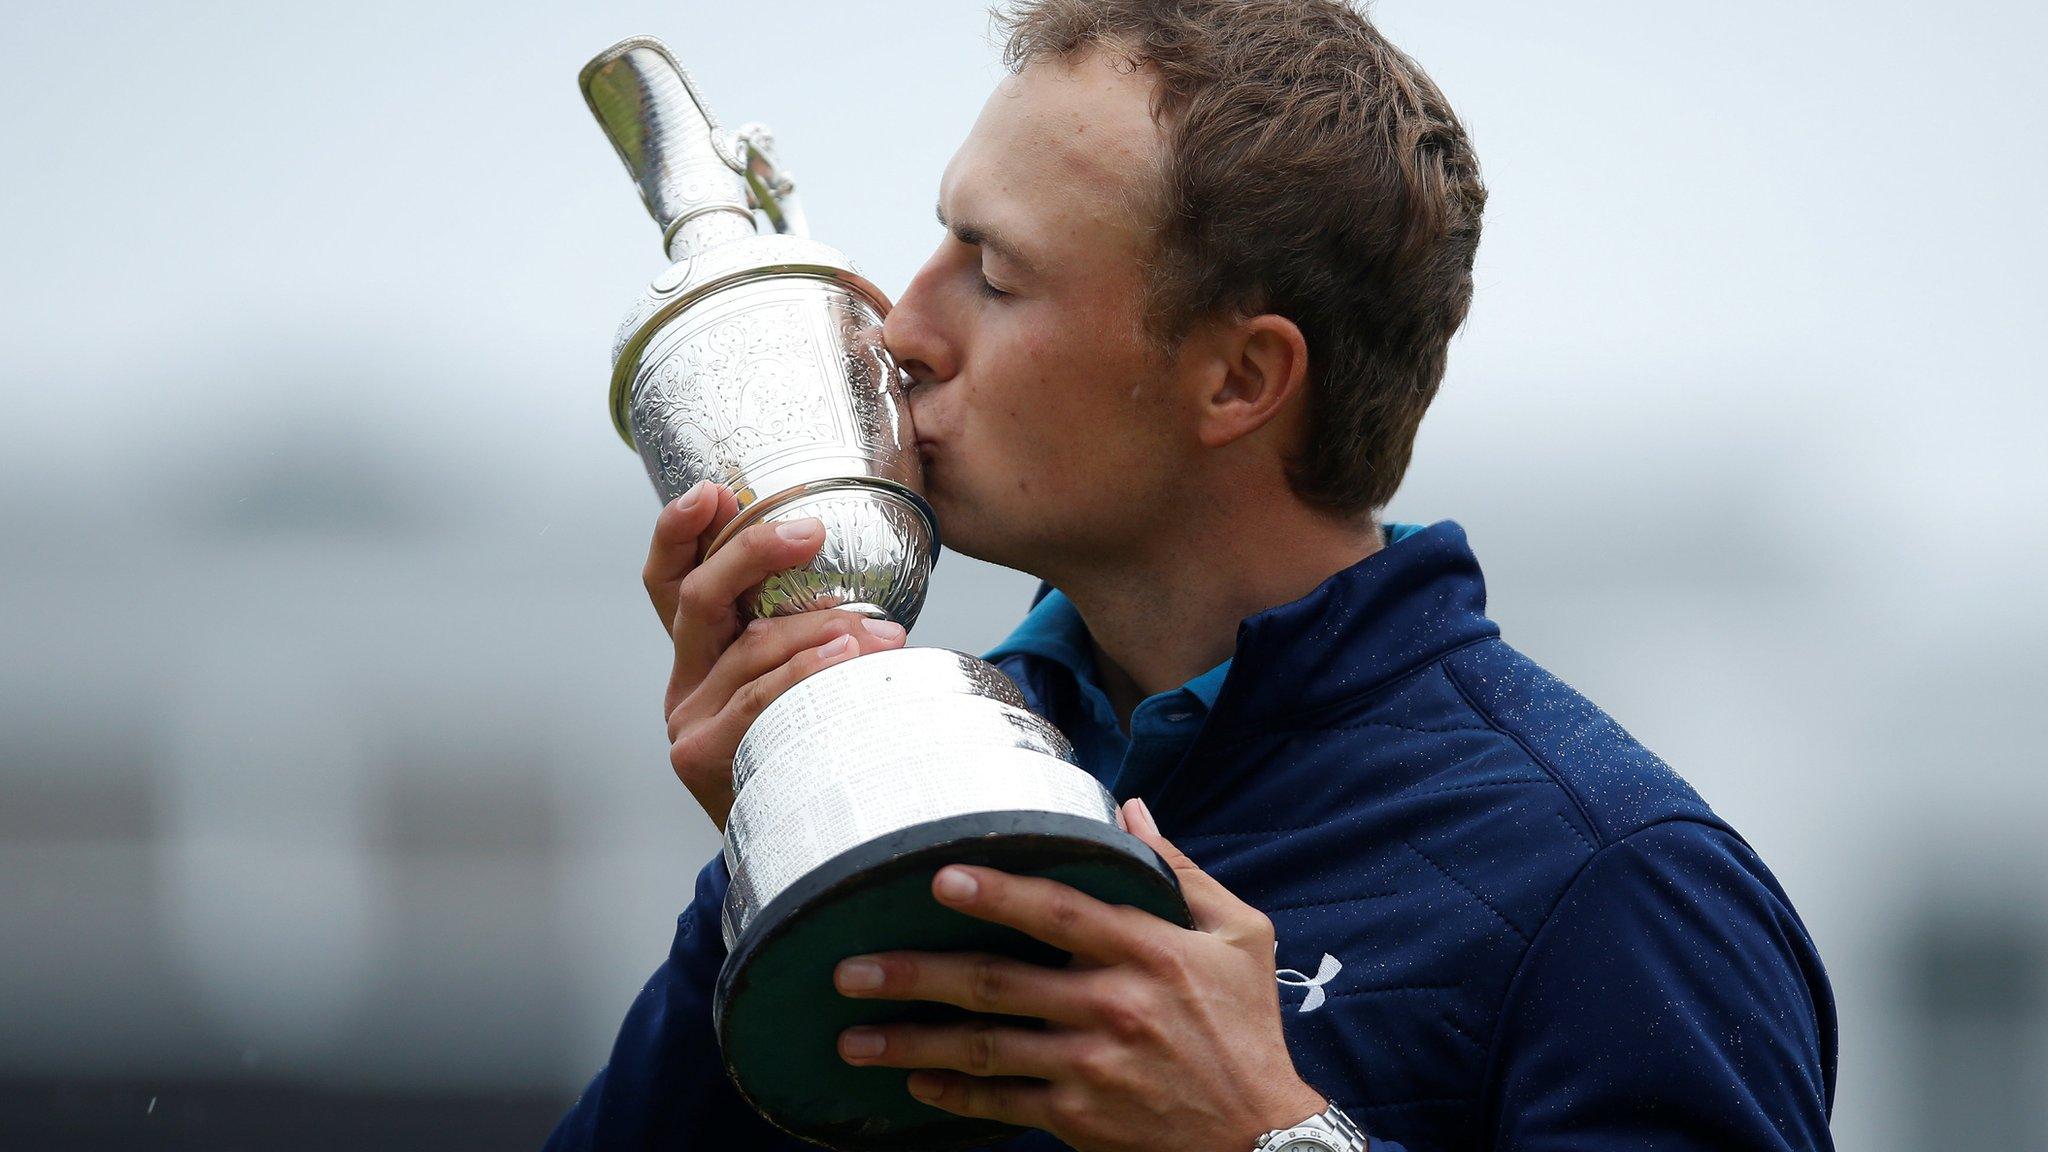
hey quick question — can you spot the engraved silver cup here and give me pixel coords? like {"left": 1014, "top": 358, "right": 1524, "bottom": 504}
{"left": 580, "top": 38, "right": 1188, "bottom": 1152}
{"left": 585, "top": 36, "right": 935, "bottom": 625}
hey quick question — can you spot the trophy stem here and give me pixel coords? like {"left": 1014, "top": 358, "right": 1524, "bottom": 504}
{"left": 665, "top": 211, "right": 757, "bottom": 262}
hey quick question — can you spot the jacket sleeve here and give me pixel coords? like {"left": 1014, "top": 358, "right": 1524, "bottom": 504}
{"left": 545, "top": 854, "right": 801, "bottom": 1151}
{"left": 1482, "top": 820, "right": 1837, "bottom": 1151}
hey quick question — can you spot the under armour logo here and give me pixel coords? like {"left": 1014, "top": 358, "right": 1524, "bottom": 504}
{"left": 1275, "top": 948, "right": 1343, "bottom": 1014}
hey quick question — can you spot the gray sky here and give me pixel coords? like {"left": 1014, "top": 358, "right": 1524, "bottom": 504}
{"left": 4, "top": 0, "right": 2043, "bottom": 597}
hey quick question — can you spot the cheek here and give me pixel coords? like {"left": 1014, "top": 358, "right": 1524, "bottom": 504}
{"left": 959, "top": 318, "right": 1060, "bottom": 447}
{"left": 1005, "top": 328, "right": 1097, "bottom": 468}
{"left": 955, "top": 301, "right": 1164, "bottom": 498}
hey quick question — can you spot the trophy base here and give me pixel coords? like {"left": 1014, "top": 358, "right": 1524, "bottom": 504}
{"left": 713, "top": 809, "right": 1191, "bottom": 1152}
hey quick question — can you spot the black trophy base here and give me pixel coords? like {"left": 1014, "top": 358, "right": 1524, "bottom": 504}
{"left": 713, "top": 809, "right": 1191, "bottom": 1152}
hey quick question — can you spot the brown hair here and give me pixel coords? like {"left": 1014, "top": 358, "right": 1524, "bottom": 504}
{"left": 996, "top": 0, "right": 1486, "bottom": 514}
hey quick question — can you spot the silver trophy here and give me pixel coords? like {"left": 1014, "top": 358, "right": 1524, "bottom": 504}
{"left": 581, "top": 38, "right": 1188, "bottom": 1151}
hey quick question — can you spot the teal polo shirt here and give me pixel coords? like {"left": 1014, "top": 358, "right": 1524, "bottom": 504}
{"left": 984, "top": 523, "right": 1426, "bottom": 800}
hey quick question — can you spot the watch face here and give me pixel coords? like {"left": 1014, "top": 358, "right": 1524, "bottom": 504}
{"left": 1277, "top": 1138, "right": 1341, "bottom": 1152}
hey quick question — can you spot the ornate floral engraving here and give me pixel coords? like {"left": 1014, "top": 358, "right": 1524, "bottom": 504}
{"left": 631, "top": 299, "right": 841, "bottom": 499}
{"left": 616, "top": 278, "right": 932, "bottom": 621}
{"left": 753, "top": 491, "right": 934, "bottom": 628}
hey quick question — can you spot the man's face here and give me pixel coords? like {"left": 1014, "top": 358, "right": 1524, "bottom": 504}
{"left": 884, "top": 52, "right": 1193, "bottom": 578}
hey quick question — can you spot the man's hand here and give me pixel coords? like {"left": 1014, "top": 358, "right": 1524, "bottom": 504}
{"left": 643, "top": 481, "right": 908, "bottom": 828}
{"left": 832, "top": 798, "right": 1331, "bottom": 1152}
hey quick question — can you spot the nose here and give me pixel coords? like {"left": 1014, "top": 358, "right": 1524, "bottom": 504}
{"left": 882, "top": 250, "right": 959, "bottom": 389}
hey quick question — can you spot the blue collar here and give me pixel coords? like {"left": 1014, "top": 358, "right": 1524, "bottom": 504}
{"left": 1207, "top": 520, "right": 1493, "bottom": 735}
{"left": 984, "top": 588, "right": 1233, "bottom": 709}
{"left": 984, "top": 523, "right": 1434, "bottom": 794}
{"left": 985, "top": 522, "right": 1430, "bottom": 698}
{"left": 984, "top": 585, "right": 1228, "bottom": 794}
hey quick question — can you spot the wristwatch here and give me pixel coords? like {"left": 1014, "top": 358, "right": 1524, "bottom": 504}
{"left": 1253, "top": 1101, "right": 1367, "bottom": 1152}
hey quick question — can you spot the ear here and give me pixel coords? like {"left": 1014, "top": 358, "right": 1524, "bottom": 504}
{"left": 1194, "top": 313, "right": 1310, "bottom": 450}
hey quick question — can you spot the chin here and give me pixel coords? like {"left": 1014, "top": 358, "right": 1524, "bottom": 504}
{"left": 918, "top": 470, "right": 1059, "bottom": 575}
{"left": 922, "top": 494, "right": 1012, "bottom": 568}
{"left": 928, "top": 503, "right": 992, "bottom": 560}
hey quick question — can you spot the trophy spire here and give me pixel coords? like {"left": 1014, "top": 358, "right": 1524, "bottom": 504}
{"left": 579, "top": 37, "right": 757, "bottom": 260}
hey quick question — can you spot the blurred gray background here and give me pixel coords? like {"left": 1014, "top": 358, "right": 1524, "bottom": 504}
{"left": 2, "top": 0, "right": 2043, "bottom": 1147}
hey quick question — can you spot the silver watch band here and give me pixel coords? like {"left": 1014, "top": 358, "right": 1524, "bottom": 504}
{"left": 1253, "top": 1101, "right": 1367, "bottom": 1152}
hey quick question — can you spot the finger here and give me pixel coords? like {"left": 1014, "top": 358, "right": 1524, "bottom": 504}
{"left": 839, "top": 1020, "right": 1072, "bottom": 1079}
{"left": 671, "top": 516, "right": 828, "bottom": 687}
{"left": 696, "top": 630, "right": 870, "bottom": 752}
{"left": 695, "top": 611, "right": 906, "bottom": 715}
{"left": 668, "top": 611, "right": 902, "bottom": 742}
{"left": 905, "top": 1072, "right": 1055, "bottom": 1130}
{"left": 643, "top": 483, "right": 722, "bottom": 628}
{"left": 926, "top": 866, "right": 1158, "bottom": 965}
{"left": 667, "top": 628, "right": 879, "bottom": 823}
{"left": 694, "top": 485, "right": 743, "bottom": 581}
{"left": 1122, "top": 797, "right": 1254, "bottom": 936}
{"left": 832, "top": 951, "right": 1095, "bottom": 1024}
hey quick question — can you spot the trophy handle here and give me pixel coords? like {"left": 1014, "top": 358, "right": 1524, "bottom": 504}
{"left": 734, "top": 123, "right": 808, "bottom": 239}
{"left": 580, "top": 36, "right": 809, "bottom": 251}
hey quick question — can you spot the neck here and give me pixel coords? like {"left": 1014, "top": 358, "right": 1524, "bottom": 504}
{"left": 1056, "top": 494, "right": 1383, "bottom": 726}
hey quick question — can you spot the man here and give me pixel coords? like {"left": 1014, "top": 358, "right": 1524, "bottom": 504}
{"left": 550, "top": 2, "right": 1837, "bottom": 1149}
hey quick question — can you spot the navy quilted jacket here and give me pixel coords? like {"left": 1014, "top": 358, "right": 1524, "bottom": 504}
{"left": 548, "top": 522, "right": 1837, "bottom": 1151}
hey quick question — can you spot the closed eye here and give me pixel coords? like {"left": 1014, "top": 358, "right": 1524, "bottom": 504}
{"left": 939, "top": 201, "right": 1032, "bottom": 299}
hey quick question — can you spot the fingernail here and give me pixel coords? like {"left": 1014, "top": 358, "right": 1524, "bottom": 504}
{"left": 836, "top": 958, "right": 884, "bottom": 992}
{"left": 933, "top": 867, "right": 978, "bottom": 902}
{"left": 861, "top": 619, "right": 906, "bottom": 642}
{"left": 839, "top": 1027, "right": 886, "bottom": 1059}
{"left": 907, "top": 1073, "right": 943, "bottom": 1103}
{"left": 776, "top": 518, "right": 823, "bottom": 541}
{"left": 820, "top": 634, "right": 856, "bottom": 660}
{"left": 1128, "top": 798, "right": 1160, "bottom": 837}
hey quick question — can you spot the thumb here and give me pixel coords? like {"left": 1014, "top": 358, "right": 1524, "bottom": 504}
{"left": 1122, "top": 797, "right": 1252, "bottom": 935}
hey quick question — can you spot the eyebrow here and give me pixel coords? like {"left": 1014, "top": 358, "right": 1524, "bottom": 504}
{"left": 935, "top": 201, "right": 1039, "bottom": 278}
